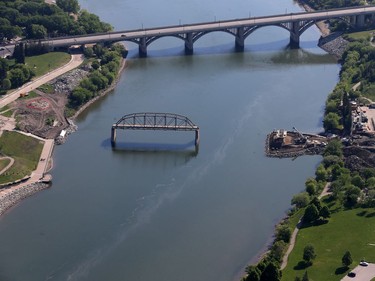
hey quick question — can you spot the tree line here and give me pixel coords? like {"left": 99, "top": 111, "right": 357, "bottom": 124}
{"left": 65, "top": 43, "right": 128, "bottom": 116}
{"left": 0, "top": 0, "right": 112, "bottom": 41}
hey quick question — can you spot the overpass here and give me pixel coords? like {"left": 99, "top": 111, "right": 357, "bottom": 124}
{"left": 12, "top": 5, "right": 375, "bottom": 57}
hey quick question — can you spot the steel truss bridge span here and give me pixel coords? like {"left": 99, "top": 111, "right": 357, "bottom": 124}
{"left": 111, "top": 113, "right": 200, "bottom": 146}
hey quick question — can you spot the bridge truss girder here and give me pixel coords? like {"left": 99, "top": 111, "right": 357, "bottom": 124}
{"left": 111, "top": 113, "right": 200, "bottom": 146}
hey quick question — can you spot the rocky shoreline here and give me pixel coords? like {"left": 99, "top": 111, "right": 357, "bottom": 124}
{"left": 0, "top": 182, "right": 49, "bottom": 216}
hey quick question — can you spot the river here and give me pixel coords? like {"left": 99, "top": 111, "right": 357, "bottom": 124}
{"left": 0, "top": 1, "right": 340, "bottom": 281}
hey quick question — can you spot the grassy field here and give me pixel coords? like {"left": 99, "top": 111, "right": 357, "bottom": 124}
{"left": 37, "top": 84, "right": 54, "bottom": 94}
{"left": 25, "top": 52, "right": 71, "bottom": 77}
{"left": 0, "top": 158, "right": 11, "bottom": 171}
{"left": 282, "top": 203, "right": 375, "bottom": 281}
{"left": 344, "top": 30, "right": 375, "bottom": 41}
{"left": 0, "top": 131, "right": 43, "bottom": 184}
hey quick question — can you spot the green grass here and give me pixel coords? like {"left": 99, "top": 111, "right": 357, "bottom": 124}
{"left": 282, "top": 204, "right": 375, "bottom": 281}
{"left": 25, "top": 52, "right": 71, "bottom": 77}
{"left": 0, "top": 158, "right": 11, "bottom": 172}
{"left": 344, "top": 30, "right": 374, "bottom": 41}
{"left": 37, "top": 84, "right": 54, "bottom": 94}
{"left": 18, "top": 91, "right": 39, "bottom": 99}
{"left": 0, "top": 131, "right": 43, "bottom": 184}
{"left": 1, "top": 109, "right": 13, "bottom": 118}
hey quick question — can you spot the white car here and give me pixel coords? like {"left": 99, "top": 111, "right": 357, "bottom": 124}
{"left": 360, "top": 261, "right": 369, "bottom": 266}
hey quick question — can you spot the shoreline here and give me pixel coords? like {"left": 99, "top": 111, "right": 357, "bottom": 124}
{"left": 237, "top": 2, "right": 342, "bottom": 279}
{"left": 0, "top": 55, "right": 128, "bottom": 217}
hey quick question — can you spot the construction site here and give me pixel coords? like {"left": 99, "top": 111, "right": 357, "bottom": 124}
{"left": 266, "top": 127, "right": 329, "bottom": 158}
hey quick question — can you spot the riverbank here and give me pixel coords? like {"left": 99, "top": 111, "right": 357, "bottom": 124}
{"left": 0, "top": 54, "right": 127, "bottom": 217}
{"left": 299, "top": 1, "right": 349, "bottom": 60}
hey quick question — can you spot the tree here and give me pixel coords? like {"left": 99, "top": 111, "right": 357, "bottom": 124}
{"left": 303, "top": 244, "right": 316, "bottom": 265}
{"left": 270, "top": 241, "right": 287, "bottom": 263}
{"left": 302, "top": 271, "right": 309, "bottom": 281}
{"left": 324, "top": 139, "right": 343, "bottom": 157}
{"left": 342, "top": 251, "right": 353, "bottom": 268}
{"left": 345, "top": 186, "right": 361, "bottom": 207}
{"left": 310, "top": 197, "right": 322, "bottom": 212}
{"left": 2, "top": 78, "right": 11, "bottom": 90}
{"left": 0, "top": 58, "right": 9, "bottom": 80}
{"left": 303, "top": 205, "right": 319, "bottom": 223}
{"left": 245, "top": 265, "right": 261, "bottom": 281}
{"left": 13, "top": 43, "right": 25, "bottom": 64}
{"left": 323, "top": 112, "right": 342, "bottom": 132}
{"left": 28, "top": 24, "right": 47, "bottom": 39}
{"left": 91, "top": 60, "right": 100, "bottom": 70}
{"left": 56, "top": 0, "right": 80, "bottom": 14}
{"left": 305, "top": 178, "right": 317, "bottom": 195}
{"left": 351, "top": 175, "right": 365, "bottom": 189}
{"left": 276, "top": 224, "right": 291, "bottom": 243}
{"left": 315, "top": 164, "right": 328, "bottom": 182}
{"left": 319, "top": 205, "right": 331, "bottom": 219}
{"left": 291, "top": 192, "right": 310, "bottom": 209}
{"left": 260, "top": 262, "right": 281, "bottom": 281}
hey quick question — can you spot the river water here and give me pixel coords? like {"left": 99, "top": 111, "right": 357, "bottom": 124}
{"left": 0, "top": 1, "right": 340, "bottom": 281}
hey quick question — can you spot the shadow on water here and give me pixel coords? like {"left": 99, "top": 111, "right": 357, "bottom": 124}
{"left": 126, "top": 38, "right": 336, "bottom": 63}
{"left": 102, "top": 138, "right": 199, "bottom": 155}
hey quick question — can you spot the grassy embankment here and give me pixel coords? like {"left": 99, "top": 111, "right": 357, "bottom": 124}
{"left": 0, "top": 131, "right": 43, "bottom": 184}
{"left": 7, "top": 52, "right": 71, "bottom": 78}
{"left": 282, "top": 200, "right": 375, "bottom": 280}
{"left": 25, "top": 52, "right": 71, "bottom": 77}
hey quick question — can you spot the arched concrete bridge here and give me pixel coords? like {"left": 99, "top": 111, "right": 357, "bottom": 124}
{"left": 111, "top": 113, "right": 200, "bottom": 146}
{"left": 16, "top": 5, "right": 375, "bottom": 57}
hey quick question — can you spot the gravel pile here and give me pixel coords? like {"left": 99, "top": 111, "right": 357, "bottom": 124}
{"left": 50, "top": 68, "right": 89, "bottom": 94}
{"left": 0, "top": 182, "right": 49, "bottom": 216}
{"left": 318, "top": 33, "right": 349, "bottom": 59}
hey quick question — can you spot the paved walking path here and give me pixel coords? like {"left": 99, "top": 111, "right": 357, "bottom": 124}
{"left": 281, "top": 182, "right": 332, "bottom": 270}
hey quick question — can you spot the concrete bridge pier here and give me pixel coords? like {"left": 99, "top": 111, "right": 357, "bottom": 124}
{"left": 111, "top": 127, "right": 117, "bottom": 146}
{"left": 289, "top": 21, "right": 300, "bottom": 48}
{"left": 185, "top": 33, "right": 194, "bottom": 55}
{"left": 356, "top": 14, "right": 365, "bottom": 28}
{"left": 195, "top": 129, "right": 200, "bottom": 146}
{"left": 139, "top": 37, "right": 147, "bottom": 57}
{"left": 235, "top": 27, "right": 245, "bottom": 51}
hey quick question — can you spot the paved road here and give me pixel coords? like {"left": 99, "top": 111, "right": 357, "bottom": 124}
{"left": 0, "top": 54, "right": 84, "bottom": 109}
{"left": 341, "top": 263, "right": 375, "bottom": 281}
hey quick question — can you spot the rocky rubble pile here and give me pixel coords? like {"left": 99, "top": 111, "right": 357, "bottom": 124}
{"left": 318, "top": 33, "right": 349, "bottom": 59}
{"left": 50, "top": 68, "right": 89, "bottom": 94}
{"left": 0, "top": 182, "right": 49, "bottom": 216}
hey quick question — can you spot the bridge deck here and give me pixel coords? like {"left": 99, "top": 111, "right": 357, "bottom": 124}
{"left": 114, "top": 124, "right": 199, "bottom": 131}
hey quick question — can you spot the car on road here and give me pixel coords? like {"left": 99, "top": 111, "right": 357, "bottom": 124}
{"left": 121, "top": 34, "right": 126, "bottom": 37}
{"left": 348, "top": 272, "right": 356, "bottom": 277}
{"left": 360, "top": 261, "right": 369, "bottom": 266}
